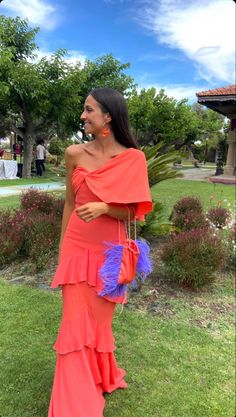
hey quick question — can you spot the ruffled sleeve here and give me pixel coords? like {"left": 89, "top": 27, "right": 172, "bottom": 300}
{"left": 85, "top": 149, "right": 153, "bottom": 221}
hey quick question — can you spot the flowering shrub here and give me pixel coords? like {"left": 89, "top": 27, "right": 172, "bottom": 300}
{"left": 22, "top": 211, "right": 61, "bottom": 270}
{"left": 20, "top": 188, "right": 64, "bottom": 216}
{"left": 227, "top": 224, "right": 236, "bottom": 269}
{"left": 170, "top": 196, "right": 208, "bottom": 232}
{"left": 51, "top": 197, "right": 65, "bottom": 217}
{"left": 0, "top": 190, "right": 64, "bottom": 270}
{"left": 0, "top": 209, "right": 25, "bottom": 266}
{"left": 160, "top": 229, "right": 226, "bottom": 288}
{"left": 207, "top": 207, "right": 230, "bottom": 229}
{"left": 206, "top": 202, "right": 235, "bottom": 270}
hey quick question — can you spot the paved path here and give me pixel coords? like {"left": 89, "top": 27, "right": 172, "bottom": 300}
{"left": 179, "top": 168, "right": 216, "bottom": 181}
{"left": 0, "top": 182, "right": 65, "bottom": 197}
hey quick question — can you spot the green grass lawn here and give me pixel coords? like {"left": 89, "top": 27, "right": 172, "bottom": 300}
{"left": 0, "top": 174, "right": 235, "bottom": 417}
{"left": 1, "top": 178, "right": 235, "bottom": 214}
{"left": 0, "top": 164, "right": 64, "bottom": 187}
{"left": 0, "top": 194, "right": 21, "bottom": 209}
{"left": 0, "top": 163, "right": 65, "bottom": 209}
{"left": 0, "top": 190, "right": 65, "bottom": 210}
{"left": 0, "top": 276, "right": 234, "bottom": 417}
{"left": 152, "top": 179, "right": 235, "bottom": 222}
{"left": 0, "top": 176, "right": 61, "bottom": 187}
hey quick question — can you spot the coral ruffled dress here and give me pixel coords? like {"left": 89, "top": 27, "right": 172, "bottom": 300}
{"left": 48, "top": 148, "right": 153, "bottom": 417}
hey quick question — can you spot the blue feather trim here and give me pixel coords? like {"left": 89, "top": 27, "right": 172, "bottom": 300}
{"left": 98, "top": 242, "right": 127, "bottom": 298}
{"left": 129, "top": 239, "right": 153, "bottom": 289}
{"left": 98, "top": 239, "right": 153, "bottom": 299}
{"left": 136, "top": 239, "right": 153, "bottom": 280}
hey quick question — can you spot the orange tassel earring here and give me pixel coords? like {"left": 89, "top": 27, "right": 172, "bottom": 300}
{"left": 102, "top": 128, "right": 110, "bottom": 137}
{"left": 102, "top": 122, "right": 110, "bottom": 137}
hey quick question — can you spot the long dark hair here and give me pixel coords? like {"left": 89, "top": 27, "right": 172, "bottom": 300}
{"left": 89, "top": 87, "right": 138, "bottom": 149}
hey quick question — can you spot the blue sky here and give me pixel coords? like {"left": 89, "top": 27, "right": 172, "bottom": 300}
{"left": 1, "top": 0, "right": 235, "bottom": 102}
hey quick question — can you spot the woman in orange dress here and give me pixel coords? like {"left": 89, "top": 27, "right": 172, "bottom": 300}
{"left": 48, "top": 88, "right": 153, "bottom": 417}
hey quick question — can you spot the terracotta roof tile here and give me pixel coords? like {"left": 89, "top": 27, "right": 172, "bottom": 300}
{"left": 196, "top": 85, "right": 236, "bottom": 97}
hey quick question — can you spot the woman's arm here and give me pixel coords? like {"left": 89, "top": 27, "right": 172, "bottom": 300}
{"left": 76, "top": 202, "right": 137, "bottom": 222}
{"left": 58, "top": 147, "right": 76, "bottom": 255}
{"left": 105, "top": 203, "right": 137, "bottom": 221}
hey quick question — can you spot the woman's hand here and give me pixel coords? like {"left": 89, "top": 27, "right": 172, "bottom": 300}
{"left": 75, "top": 202, "right": 108, "bottom": 222}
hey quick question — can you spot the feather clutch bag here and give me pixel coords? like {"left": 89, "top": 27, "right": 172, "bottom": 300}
{"left": 99, "top": 206, "right": 153, "bottom": 298}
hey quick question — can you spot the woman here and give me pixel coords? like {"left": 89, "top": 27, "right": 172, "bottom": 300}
{"left": 48, "top": 88, "right": 153, "bottom": 417}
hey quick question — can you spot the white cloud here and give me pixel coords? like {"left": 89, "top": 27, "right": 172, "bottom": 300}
{"left": 137, "top": 82, "right": 207, "bottom": 102}
{"left": 138, "top": 0, "right": 235, "bottom": 83}
{"left": 138, "top": 52, "right": 185, "bottom": 62}
{"left": 63, "top": 50, "right": 87, "bottom": 67}
{"left": 1, "top": 0, "right": 58, "bottom": 30}
{"left": 32, "top": 49, "right": 87, "bottom": 67}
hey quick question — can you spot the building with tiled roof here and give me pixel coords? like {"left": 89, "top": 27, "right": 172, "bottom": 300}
{"left": 196, "top": 85, "right": 235, "bottom": 97}
{"left": 196, "top": 85, "right": 236, "bottom": 117}
{"left": 196, "top": 85, "right": 236, "bottom": 183}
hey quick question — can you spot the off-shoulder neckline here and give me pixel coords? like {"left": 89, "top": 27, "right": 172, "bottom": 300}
{"left": 73, "top": 147, "right": 136, "bottom": 174}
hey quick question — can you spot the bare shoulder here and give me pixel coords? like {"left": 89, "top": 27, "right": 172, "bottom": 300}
{"left": 65, "top": 144, "right": 85, "bottom": 158}
{"left": 64, "top": 144, "right": 86, "bottom": 171}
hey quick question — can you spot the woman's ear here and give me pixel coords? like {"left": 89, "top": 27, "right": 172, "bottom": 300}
{"left": 104, "top": 112, "right": 112, "bottom": 124}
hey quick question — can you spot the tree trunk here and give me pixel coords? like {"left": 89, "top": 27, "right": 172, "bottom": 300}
{"left": 22, "top": 133, "right": 34, "bottom": 177}
{"left": 21, "top": 106, "right": 36, "bottom": 178}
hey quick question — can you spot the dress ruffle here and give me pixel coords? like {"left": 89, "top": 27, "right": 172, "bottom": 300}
{"left": 48, "top": 283, "right": 127, "bottom": 417}
{"left": 48, "top": 348, "right": 127, "bottom": 417}
{"left": 86, "top": 349, "right": 127, "bottom": 393}
{"left": 51, "top": 248, "right": 101, "bottom": 289}
{"left": 54, "top": 307, "right": 116, "bottom": 354}
{"left": 51, "top": 248, "right": 127, "bottom": 304}
{"left": 52, "top": 303, "right": 127, "bottom": 396}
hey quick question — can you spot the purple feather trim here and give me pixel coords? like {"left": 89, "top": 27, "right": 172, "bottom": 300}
{"left": 98, "top": 239, "right": 153, "bottom": 299}
{"left": 98, "top": 242, "right": 127, "bottom": 298}
{"left": 130, "top": 239, "right": 153, "bottom": 288}
{"left": 136, "top": 239, "right": 153, "bottom": 280}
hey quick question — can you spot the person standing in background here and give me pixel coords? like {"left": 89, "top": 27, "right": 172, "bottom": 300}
{"left": 36, "top": 139, "right": 46, "bottom": 176}
{"left": 41, "top": 140, "right": 47, "bottom": 172}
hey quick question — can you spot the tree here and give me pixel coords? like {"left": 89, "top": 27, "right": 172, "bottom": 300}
{"left": 53, "top": 54, "right": 136, "bottom": 138}
{"left": 0, "top": 17, "right": 134, "bottom": 177}
{"left": 48, "top": 138, "right": 64, "bottom": 166}
{"left": 128, "top": 88, "right": 225, "bottom": 154}
{"left": 128, "top": 88, "right": 156, "bottom": 142}
{"left": 186, "top": 103, "right": 225, "bottom": 161}
{"left": 128, "top": 88, "right": 198, "bottom": 146}
{"left": 79, "top": 54, "right": 135, "bottom": 98}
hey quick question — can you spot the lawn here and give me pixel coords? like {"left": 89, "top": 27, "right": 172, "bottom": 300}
{"left": 152, "top": 179, "right": 235, "bottom": 222}
{"left": 0, "top": 274, "right": 234, "bottom": 417}
{"left": 0, "top": 174, "right": 235, "bottom": 417}
{"left": 1, "top": 178, "right": 235, "bottom": 214}
{"left": 0, "top": 190, "right": 65, "bottom": 210}
{"left": 0, "top": 163, "right": 65, "bottom": 209}
{"left": 0, "top": 163, "right": 64, "bottom": 187}
{"left": 0, "top": 194, "right": 21, "bottom": 209}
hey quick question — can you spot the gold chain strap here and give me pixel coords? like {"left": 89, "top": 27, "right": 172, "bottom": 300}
{"left": 118, "top": 205, "right": 137, "bottom": 244}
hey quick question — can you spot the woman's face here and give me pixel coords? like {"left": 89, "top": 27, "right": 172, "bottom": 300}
{"left": 80, "top": 95, "right": 110, "bottom": 135}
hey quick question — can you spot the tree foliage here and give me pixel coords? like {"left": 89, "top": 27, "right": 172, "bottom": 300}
{"left": 0, "top": 16, "right": 226, "bottom": 177}
{"left": 0, "top": 15, "right": 39, "bottom": 61}
{"left": 128, "top": 88, "right": 225, "bottom": 151}
{"left": 0, "top": 17, "right": 134, "bottom": 177}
